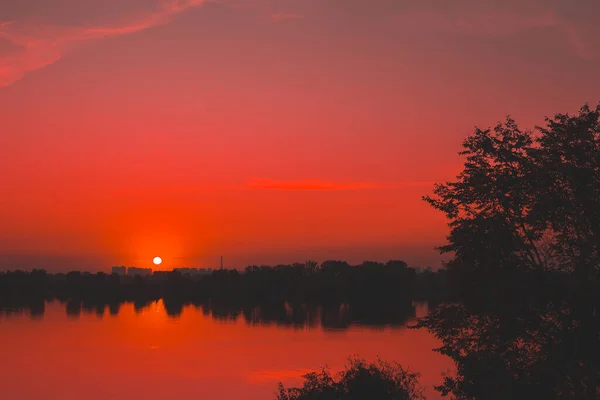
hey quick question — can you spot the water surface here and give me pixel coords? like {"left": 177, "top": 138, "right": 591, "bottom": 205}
{"left": 1, "top": 301, "right": 453, "bottom": 399}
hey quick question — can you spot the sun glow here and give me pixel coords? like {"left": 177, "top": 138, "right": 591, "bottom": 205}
{"left": 153, "top": 256, "right": 162, "bottom": 265}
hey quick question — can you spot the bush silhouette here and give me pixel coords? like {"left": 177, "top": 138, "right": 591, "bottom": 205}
{"left": 276, "top": 357, "right": 424, "bottom": 400}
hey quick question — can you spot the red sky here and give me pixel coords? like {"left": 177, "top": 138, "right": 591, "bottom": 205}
{"left": 1, "top": 0, "right": 599, "bottom": 272}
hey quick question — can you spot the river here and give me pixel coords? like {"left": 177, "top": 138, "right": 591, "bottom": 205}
{"left": 0, "top": 301, "right": 454, "bottom": 399}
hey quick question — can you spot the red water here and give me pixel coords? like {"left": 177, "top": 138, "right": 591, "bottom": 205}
{"left": 0, "top": 301, "right": 454, "bottom": 399}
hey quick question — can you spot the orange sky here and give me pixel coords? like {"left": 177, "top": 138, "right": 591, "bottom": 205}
{"left": 1, "top": 0, "right": 600, "bottom": 271}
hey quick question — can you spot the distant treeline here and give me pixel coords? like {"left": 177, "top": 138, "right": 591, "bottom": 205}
{"left": 0, "top": 261, "right": 448, "bottom": 322}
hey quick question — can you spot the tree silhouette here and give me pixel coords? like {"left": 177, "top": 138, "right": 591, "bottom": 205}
{"left": 276, "top": 357, "right": 425, "bottom": 400}
{"left": 418, "top": 104, "right": 600, "bottom": 399}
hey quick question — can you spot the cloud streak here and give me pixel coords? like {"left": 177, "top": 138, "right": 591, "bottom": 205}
{"left": 2, "top": 1, "right": 594, "bottom": 89}
{"left": 245, "top": 178, "right": 434, "bottom": 191}
{"left": 0, "top": 0, "right": 209, "bottom": 88}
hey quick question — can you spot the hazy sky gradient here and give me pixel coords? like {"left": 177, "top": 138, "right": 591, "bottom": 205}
{"left": 1, "top": 0, "right": 600, "bottom": 271}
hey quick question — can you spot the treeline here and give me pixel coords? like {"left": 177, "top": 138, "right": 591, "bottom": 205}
{"left": 0, "top": 260, "right": 448, "bottom": 322}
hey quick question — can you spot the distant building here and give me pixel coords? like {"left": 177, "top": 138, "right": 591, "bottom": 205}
{"left": 127, "top": 267, "right": 152, "bottom": 277}
{"left": 111, "top": 266, "right": 126, "bottom": 276}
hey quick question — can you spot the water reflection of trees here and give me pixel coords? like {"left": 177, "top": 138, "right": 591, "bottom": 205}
{"left": 0, "top": 260, "right": 434, "bottom": 330}
{"left": 0, "top": 298, "right": 417, "bottom": 331}
{"left": 238, "top": 301, "right": 416, "bottom": 330}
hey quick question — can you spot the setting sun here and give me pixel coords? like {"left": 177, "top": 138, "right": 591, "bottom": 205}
{"left": 153, "top": 257, "right": 162, "bottom": 266}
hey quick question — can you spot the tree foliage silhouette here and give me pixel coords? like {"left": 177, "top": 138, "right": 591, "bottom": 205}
{"left": 418, "top": 104, "right": 600, "bottom": 399}
{"left": 276, "top": 357, "right": 425, "bottom": 400}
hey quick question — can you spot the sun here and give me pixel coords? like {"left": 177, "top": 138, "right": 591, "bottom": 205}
{"left": 153, "top": 256, "right": 162, "bottom": 266}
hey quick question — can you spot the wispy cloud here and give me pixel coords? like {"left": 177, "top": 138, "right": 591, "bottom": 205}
{"left": 245, "top": 178, "right": 434, "bottom": 191}
{"left": 0, "top": 0, "right": 209, "bottom": 88}
{"left": 4, "top": 1, "right": 592, "bottom": 89}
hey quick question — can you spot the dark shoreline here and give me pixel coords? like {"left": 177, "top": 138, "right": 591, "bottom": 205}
{"left": 0, "top": 261, "right": 449, "bottom": 321}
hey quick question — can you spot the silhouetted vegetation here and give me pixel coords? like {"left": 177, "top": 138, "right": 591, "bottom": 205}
{"left": 276, "top": 357, "right": 425, "bottom": 400}
{"left": 0, "top": 260, "right": 446, "bottom": 329}
{"left": 415, "top": 104, "right": 600, "bottom": 399}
